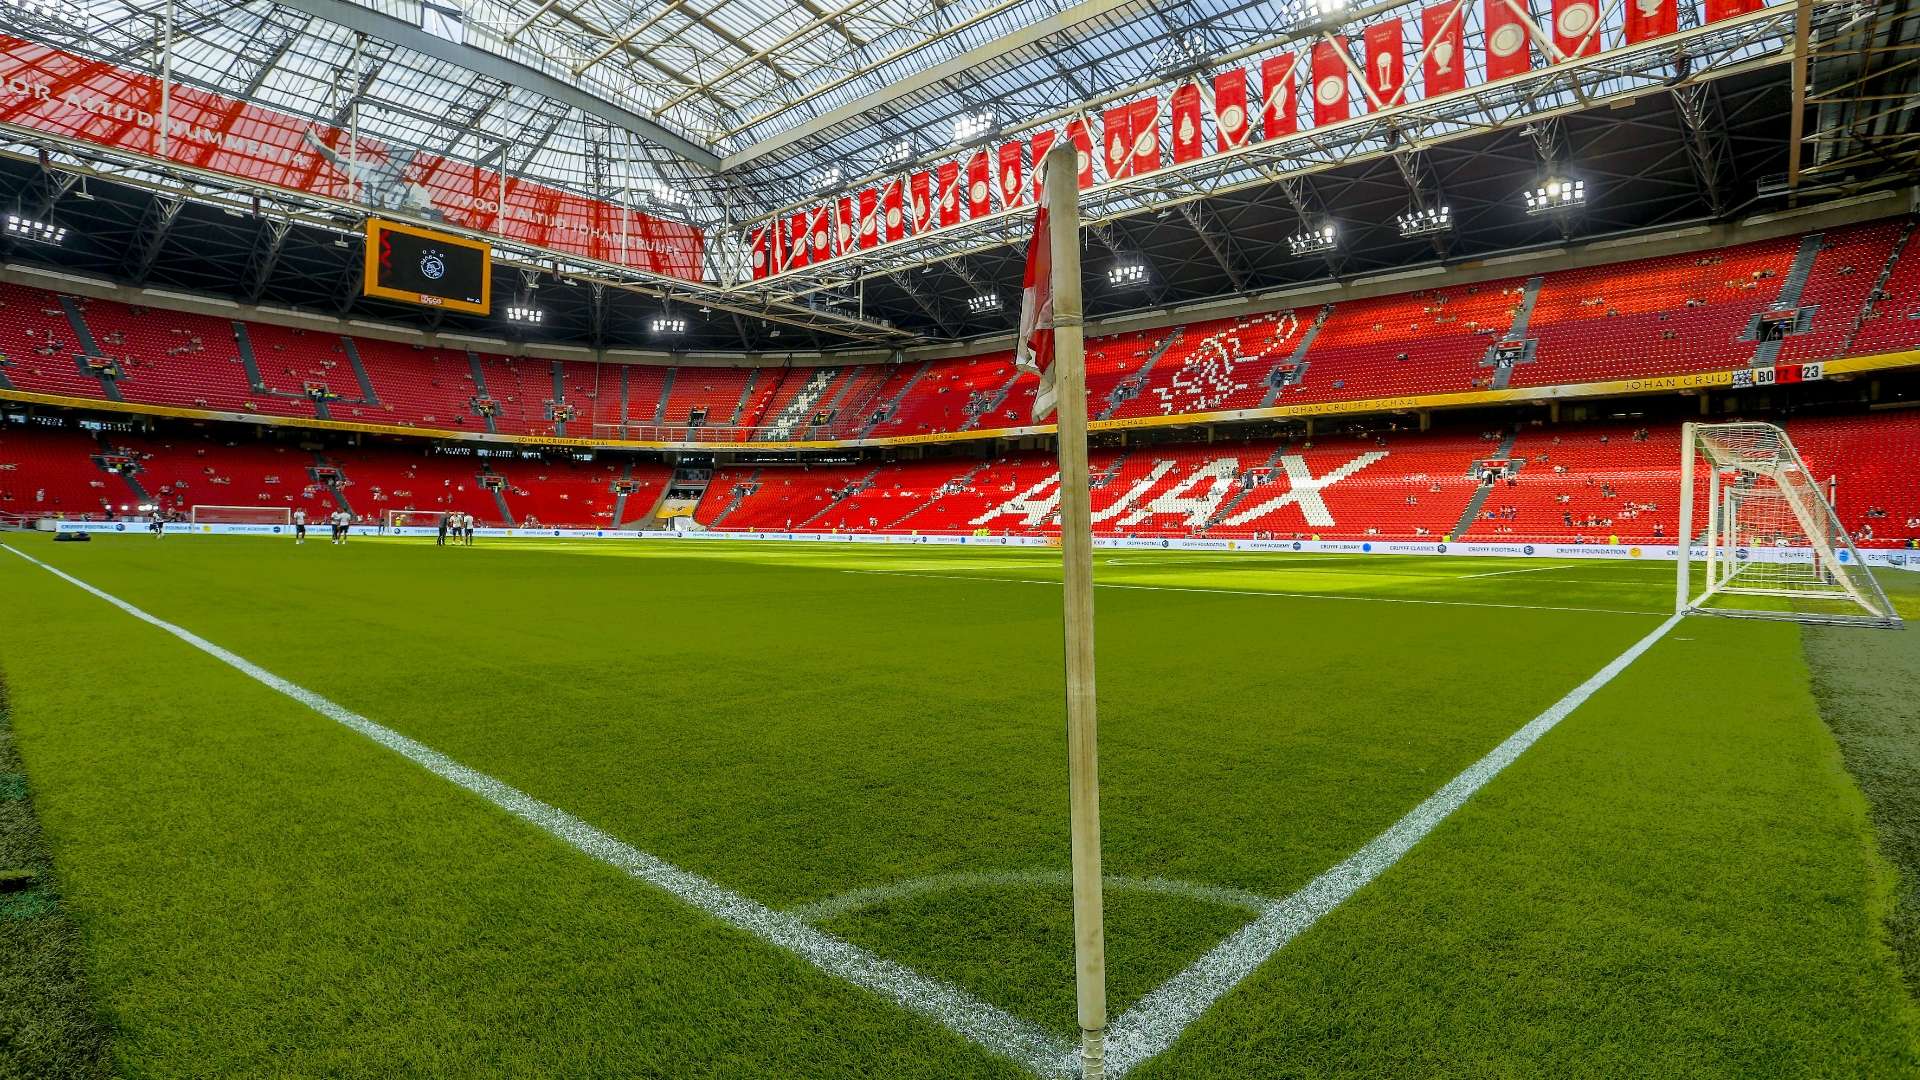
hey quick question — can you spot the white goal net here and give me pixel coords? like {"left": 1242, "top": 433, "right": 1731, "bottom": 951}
{"left": 383, "top": 509, "right": 449, "bottom": 529}
{"left": 189, "top": 504, "right": 292, "bottom": 526}
{"left": 1677, "top": 421, "right": 1899, "bottom": 627}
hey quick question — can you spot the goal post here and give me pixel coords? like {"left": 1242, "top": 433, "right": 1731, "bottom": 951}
{"left": 383, "top": 509, "right": 449, "bottom": 529}
{"left": 1677, "top": 421, "right": 1900, "bottom": 627}
{"left": 188, "top": 505, "right": 293, "bottom": 526}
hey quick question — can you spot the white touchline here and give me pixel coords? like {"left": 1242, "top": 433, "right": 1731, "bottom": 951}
{"left": 0, "top": 544, "right": 1077, "bottom": 1079}
{"left": 839, "top": 568, "right": 1667, "bottom": 617}
{"left": 1092, "top": 611, "right": 1683, "bottom": 1078}
{"left": 1457, "top": 562, "right": 1584, "bottom": 579}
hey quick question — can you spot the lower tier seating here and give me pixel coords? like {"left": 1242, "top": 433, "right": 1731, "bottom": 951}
{"left": 11, "top": 412, "right": 1909, "bottom": 546}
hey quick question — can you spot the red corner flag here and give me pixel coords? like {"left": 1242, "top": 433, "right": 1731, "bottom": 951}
{"left": 1015, "top": 202, "right": 1057, "bottom": 423}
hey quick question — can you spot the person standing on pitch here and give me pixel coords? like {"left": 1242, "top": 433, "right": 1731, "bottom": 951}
{"left": 436, "top": 513, "right": 449, "bottom": 547}
{"left": 293, "top": 508, "right": 307, "bottom": 545}
{"left": 463, "top": 512, "right": 476, "bottom": 546}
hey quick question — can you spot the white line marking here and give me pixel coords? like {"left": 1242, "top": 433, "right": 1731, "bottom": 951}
{"left": 790, "top": 870, "right": 1274, "bottom": 923}
{"left": 1457, "top": 562, "right": 1584, "bottom": 579}
{"left": 1, "top": 544, "right": 1077, "bottom": 1078}
{"left": 1095, "top": 612, "right": 1683, "bottom": 1078}
{"left": 840, "top": 568, "right": 1667, "bottom": 617}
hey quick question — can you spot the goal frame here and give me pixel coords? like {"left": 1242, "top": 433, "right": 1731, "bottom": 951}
{"left": 188, "top": 504, "right": 293, "bottom": 526}
{"left": 382, "top": 509, "right": 450, "bottom": 529}
{"left": 1675, "top": 420, "right": 1900, "bottom": 628}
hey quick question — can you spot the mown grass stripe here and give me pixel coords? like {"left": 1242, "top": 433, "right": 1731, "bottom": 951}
{"left": 1, "top": 543, "right": 1078, "bottom": 1078}
{"left": 1097, "top": 612, "right": 1683, "bottom": 1077}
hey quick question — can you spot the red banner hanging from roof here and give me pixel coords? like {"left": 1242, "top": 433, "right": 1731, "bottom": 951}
{"left": 1065, "top": 118, "right": 1094, "bottom": 187}
{"left": 857, "top": 187, "right": 879, "bottom": 248}
{"left": 1422, "top": 0, "right": 1470, "bottom": 97}
{"left": 1363, "top": 20, "right": 1407, "bottom": 108}
{"left": 936, "top": 159, "right": 961, "bottom": 226}
{"left": 998, "top": 141, "right": 1025, "bottom": 208}
{"left": 909, "top": 171, "right": 934, "bottom": 232}
{"left": 1129, "top": 97, "right": 1160, "bottom": 175}
{"left": 881, "top": 178, "right": 905, "bottom": 241}
{"left": 1259, "top": 54, "right": 1298, "bottom": 139}
{"left": 1310, "top": 39, "right": 1353, "bottom": 127}
{"left": 1169, "top": 83, "right": 1203, "bottom": 164}
{"left": 1485, "top": 0, "right": 1534, "bottom": 81}
{"left": 1552, "top": 0, "right": 1604, "bottom": 58}
{"left": 0, "top": 34, "right": 706, "bottom": 281}
{"left": 1625, "top": 0, "right": 1678, "bottom": 42}
{"left": 967, "top": 150, "right": 991, "bottom": 216}
{"left": 1213, "top": 68, "right": 1251, "bottom": 151}
{"left": 1102, "top": 102, "right": 1133, "bottom": 180}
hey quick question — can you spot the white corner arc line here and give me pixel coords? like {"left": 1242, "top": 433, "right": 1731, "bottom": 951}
{"left": 789, "top": 869, "right": 1275, "bottom": 923}
{"left": 0, "top": 544, "right": 1077, "bottom": 1079}
{"left": 1095, "top": 611, "right": 1683, "bottom": 1078}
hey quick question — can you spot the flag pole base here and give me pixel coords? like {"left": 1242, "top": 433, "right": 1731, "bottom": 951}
{"left": 1080, "top": 1027, "right": 1106, "bottom": 1080}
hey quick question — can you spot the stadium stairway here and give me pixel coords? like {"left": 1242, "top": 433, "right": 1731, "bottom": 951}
{"left": 1257, "top": 305, "right": 1328, "bottom": 408}
{"left": 1451, "top": 430, "right": 1519, "bottom": 537}
{"left": 1481, "top": 277, "right": 1545, "bottom": 390}
{"left": 466, "top": 351, "right": 497, "bottom": 434}
{"left": 1209, "top": 444, "right": 1290, "bottom": 523}
{"left": 706, "top": 469, "right": 760, "bottom": 529}
{"left": 1752, "top": 232, "right": 1826, "bottom": 367}
{"left": 857, "top": 361, "right": 931, "bottom": 437}
{"left": 650, "top": 366, "right": 676, "bottom": 425}
{"left": 1845, "top": 220, "right": 1917, "bottom": 354}
{"left": 797, "top": 466, "right": 883, "bottom": 528}
{"left": 57, "top": 297, "right": 123, "bottom": 402}
{"left": 311, "top": 451, "right": 354, "bottom": 516}
{"left": 609, "top": 461, "right": 634, "bottom": 524}
{"left": 482, "top": 468, "right": 516, "bottom": 526}
{"left": 549, "top": 362, "right": 570, "bottom": 437}
{"left": 341, "top": 336, "right": 381, "bottom": 405}
{"left": 1098, "top": 328, "right": 1186, "bottom": 420}
{"left": 764, "top": 368, "right": 839, "bottom": 439}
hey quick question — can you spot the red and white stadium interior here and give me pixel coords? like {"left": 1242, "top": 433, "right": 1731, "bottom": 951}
{"left": 0, "top": 0, "right": 1915, "bottom": 548}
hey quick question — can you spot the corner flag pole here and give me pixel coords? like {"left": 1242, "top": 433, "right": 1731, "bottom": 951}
{"left": 1044, "top": 141, "right": 1108, "bottom": 1079}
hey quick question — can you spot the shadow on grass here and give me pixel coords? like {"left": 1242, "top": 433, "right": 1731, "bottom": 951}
{"left": 1804, "top": 571, "right": 1920, "bottom": 1004}
{"left": 0, "top": 670, "right": 112, "bottom": 1079}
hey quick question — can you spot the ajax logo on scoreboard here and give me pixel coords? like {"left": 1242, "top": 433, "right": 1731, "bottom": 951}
{"left": 418, "top": 249, "right": 447, "bottom": 281}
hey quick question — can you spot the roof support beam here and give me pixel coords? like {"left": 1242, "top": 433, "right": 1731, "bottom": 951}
{"left": 720, "top": 0, "right": 1136, "bottom": 169}
{"left": 262, "top": 0, "right": 722, "bottom": 170}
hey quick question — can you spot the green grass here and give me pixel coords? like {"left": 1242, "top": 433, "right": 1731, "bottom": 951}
{"left": 0, "top": 673, "right": 111, "bottom": 1079}
{"left": 1805, "top": 571, "right": 1920, "bottom": 1000}
{"left": 0, "top": 533, "right": 1915, "bottom": 1077}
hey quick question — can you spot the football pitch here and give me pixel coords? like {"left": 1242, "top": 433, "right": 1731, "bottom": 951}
{"left": 3, "top": 534, "right": 1918, "bottom": 1078}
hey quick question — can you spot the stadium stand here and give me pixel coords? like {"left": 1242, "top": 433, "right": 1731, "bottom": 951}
{"left": 5, "top": 220, "right": 1913, "bottom": 446}
{"left": 6, "top": 410, "right": 1914, "bottom": 544}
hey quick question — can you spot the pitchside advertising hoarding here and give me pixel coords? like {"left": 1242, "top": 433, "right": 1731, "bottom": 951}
{"left": 34, "top": 520, "right": 1920, "bottom": 571}
{"left": 0, "top": 35, "right": 705, "bottom": 282}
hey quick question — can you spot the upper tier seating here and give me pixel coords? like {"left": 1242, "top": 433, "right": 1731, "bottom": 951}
{"left": 2, "top": 219, "right": 1914, "bottom": 444}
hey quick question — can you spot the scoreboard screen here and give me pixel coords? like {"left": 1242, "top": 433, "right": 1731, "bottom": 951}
{"left": 363, "top": 219, "right": 491, "bottom": 315}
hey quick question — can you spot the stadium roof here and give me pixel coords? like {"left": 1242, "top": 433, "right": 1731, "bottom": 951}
{"left": 0, "top": 0, "right": 1912, "bottom": 349}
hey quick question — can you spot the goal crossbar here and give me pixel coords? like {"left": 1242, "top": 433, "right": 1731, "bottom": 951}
{"left": 1676, "top": 421, "right": 1899, "bottom": 628}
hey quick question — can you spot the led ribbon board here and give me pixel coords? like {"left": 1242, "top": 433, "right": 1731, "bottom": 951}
{"left": 363, "top": 219, "right": 491, "bottom": 315}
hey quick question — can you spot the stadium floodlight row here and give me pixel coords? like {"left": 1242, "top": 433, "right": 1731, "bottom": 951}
{"left": 1, "top": 217, "right": 1916, "bottom": 448}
